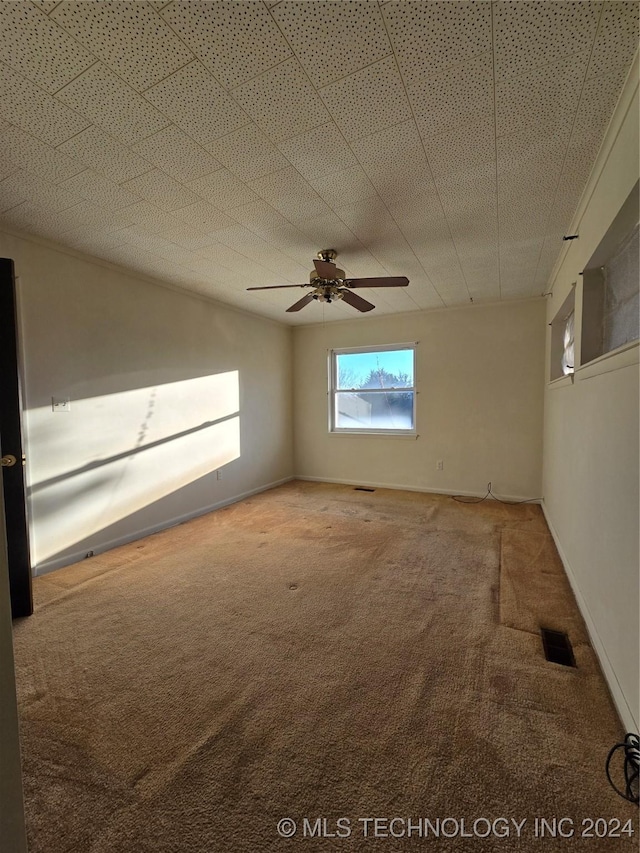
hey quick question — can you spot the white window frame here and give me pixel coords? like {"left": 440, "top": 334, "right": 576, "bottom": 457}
{"left": 328, "top": 343, "right": 417, "bottom": 435}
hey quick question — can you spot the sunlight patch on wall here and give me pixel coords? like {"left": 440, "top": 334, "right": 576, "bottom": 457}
{"left": 26, "top": 372, "right": 240, "bottom": 563}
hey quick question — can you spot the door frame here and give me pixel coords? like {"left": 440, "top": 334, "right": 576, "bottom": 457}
{"left": 0, "top": 258, "right": 33, "bottom": 618}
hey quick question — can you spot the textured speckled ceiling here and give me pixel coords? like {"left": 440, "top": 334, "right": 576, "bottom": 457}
{"left": 0, "top": 1, "right": 637, "bottom": 323}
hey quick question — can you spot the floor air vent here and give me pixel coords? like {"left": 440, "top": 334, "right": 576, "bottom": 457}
{"left": 541, "top": 628, "right": 576, "bottom": 667}
{"left": 354, "top": 487, "right": 375, "bottom": 492}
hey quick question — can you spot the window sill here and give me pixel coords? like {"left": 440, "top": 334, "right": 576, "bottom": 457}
{"left": 329, "top": 431, "right": 419, "bottom": 440}
{"left": 576, "top": 339, "right": 639, "bottom": 380}
{"left": 547, "top": 374, "right": 574, "bottom": 389}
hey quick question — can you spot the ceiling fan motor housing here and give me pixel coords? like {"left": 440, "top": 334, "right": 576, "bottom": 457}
{"left": 310, "top": 267, "right": 346, "bottom": 285}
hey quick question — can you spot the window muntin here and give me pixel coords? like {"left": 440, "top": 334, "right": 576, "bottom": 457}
{"left": 330, "top": 345, "right": 416, "bottom": 433}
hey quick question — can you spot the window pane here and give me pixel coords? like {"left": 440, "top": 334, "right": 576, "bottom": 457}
{"left": 335, "top": 391, "right": 414, "bottom": 430}
{"left": 603, "top": 223, "right": 639, "bottom": 353}
{"left": 336, "top": 349, "right": 414, "bottom": 390}
{"left": 562, "top": 310, "right": 575, "bottom": 376}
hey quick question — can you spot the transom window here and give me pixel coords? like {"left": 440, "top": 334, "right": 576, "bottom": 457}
{"left": 329, "top": 345, "right": 416, "bottom": 434}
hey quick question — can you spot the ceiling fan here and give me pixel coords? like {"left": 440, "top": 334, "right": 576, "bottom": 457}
{"left": 246, "top": 250, "right": 409, "bottom": 313}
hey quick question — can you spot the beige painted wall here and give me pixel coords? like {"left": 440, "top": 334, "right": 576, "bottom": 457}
{"left": 0, "top": 485, "right": 27, "bottom": 853}
{"left": 542, "top": 60, "right": 639, "bottom": 731}
{"left": 293, "top": 298, "right": 546, "bottom": 500}
{"left": 0, "top": 230, "right": 293, "bottom": 572}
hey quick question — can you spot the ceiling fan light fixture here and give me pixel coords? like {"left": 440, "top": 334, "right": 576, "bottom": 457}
{"left": 247, "top": 250, "right": 409, "bottom": 313}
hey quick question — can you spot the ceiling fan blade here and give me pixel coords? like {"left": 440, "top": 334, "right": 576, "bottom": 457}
{"left": 313, "top": 258, "right": 338, "bottom": 279}
{"left": 246, "top": 284, "right": 308, "bottom": 290}
{"left": 344, "top": 276, "right": 409, "bottom": 288}
{"left": 286, "top": 294, "right": 315, "bottom": 312}
{"left": 341, "top": 290, "right": 375, "bottom": 312}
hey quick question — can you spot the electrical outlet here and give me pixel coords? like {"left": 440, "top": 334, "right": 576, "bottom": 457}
{"left": 436, "top": 459, "right": 444, "bottom": 470}
{"left": 216, "top": 469, "right": 223, "bottom": 480}
{"left": 52, "top": 397, "right": 70, "bottom": 412}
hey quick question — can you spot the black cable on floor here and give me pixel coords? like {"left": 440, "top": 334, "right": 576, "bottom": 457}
{"left": 606, "top": 733, "right": 640, "bottom": 804}
{"left": 452, "top": 486, "right": 539, "bottom": 505}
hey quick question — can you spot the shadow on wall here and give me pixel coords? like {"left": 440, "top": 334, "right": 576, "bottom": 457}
{"left": 25, "top": 371, "right": 241, "bottom": 567}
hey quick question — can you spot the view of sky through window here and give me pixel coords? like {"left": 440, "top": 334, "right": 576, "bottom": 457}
{"left": 336, "top": 349, "right": 414, "bottom": 389}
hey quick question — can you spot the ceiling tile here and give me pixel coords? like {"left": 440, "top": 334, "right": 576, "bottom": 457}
{"left": 334, "top": 194, "right": 398, "bottom": 244}
{"left": 319, "top": 55, "right": 412, "bottom": 141}
{"left": 0, "top": 176, "right": 29, "bottom": 214}
{"left": 422, "top": 114, "right": 495, "bottom": 179}
{"left": 132, "top": 125, "right": 222, "bottom": 183}
{"left": 497, "top": 129, "right": 568, "bottom": 205}
{"left": 382, "top": 0, "right": 492, "bottom": 87}
{"left": 0, "top": 169, "right": 82, "bottom": 213}
{"left": 207, "top": 124, "right": 289, "bottom": 182}
{"left": 116, "top": 200, "right": 180, "bottom": 233}
{"left": 57, "top": 125, "right": 152, "bottom": 183}
{"left": 0, "top": 158, "right": 19, "bottom": 183}
{"left": 309, "top": 165, "right": 378, "bottom": 210}
{"left": 152, "top": 220, "right": 220, "bottom": 252}
{"left": 0, "top": 62, "right": 89, "bottom": 145}
{"left": 31, "top": 1, "right": 62, "bottom": 13}
{"left": 351, "top": 119, "right": 437, "bottom": 201}
{"left": 99, "top": 243, "right": 180, "bottom": 280}
{"left": 438, "top": 170, "right": 496, "bottom": 222}
{"left": 0, "top": 1, "right": 95, "bottom": 94}
{"left": 259, "top": 223, "right": 318, "bottom": 260}
{"left": 56, "top": 62, "right": 169, "bottom": 145}
{"left": 277, "top": 123, "right": 358, "bottom": 181}
{"left": 495, "top": 53, "right": 588, "bottom": 138}
{"left": 188, "top": 169, "right": 259, "bottom": 210}
{"left": 226, "top": 199, "right": 291, "bottom": 236}
{"left": 155, "top": 244, "right": 205, "bottom": 268}
{"left": 0, "top": 201, "right": 81, "bottom": 241}
{"left": 249, "top": 167, "right": 331, "bottom": 222}
{"left": 195, "top": 242, "right": 276, "bottom": 281}
{"left": 498, "top": 201, "right": 549, "bottom": 243}
{"left": 65, "top": 229, "right": 129, "bottom": 255}
{"left": 121, "top": 169, "right": 201, "bottom": 211}
{"left": 50, "top": 1, "right": 193, "bottom": 92}
{"left": 63, "top": 200, "right": 141, "bottom": 233}
{"left": 293, "top": 210, "right": 363, "bottom": 253}
{"left": 0, "top": 125, "right": 85, "bottom": 184}
{"left": 572, "top": 65, "right": 631, "bottom": 142}
{"left": 409, "top": 52, "right": 494, "bottom": 138}
{"left": 160, "top": 1, "right": 291, "bottom": 89}
{"left": 588, "top": 2, "right": 639, "bottom": 78}
{"left": 213, "top": 225, "right": 309, "bottom": 281}
{"left": 57, "top": 169, "right": 142, "bottom": 211}
{"left": 40, "top": 199, "right": 140, "bottom": 233}
{"left": 493, "top": 0, "right": 601, "bottom": 81}
{"left": 171, "top": 200, "right": 238, "bottom": 233}
{"left": 232, "top": 57, "right": 330, "bottom": 142}
{"left": 145, "top": 61, "right": 249, "bottom": 145}
{"left": 1, "top": 200, "right": 118, "bottom": 242}
{"left": 388, "top": 202, "right": 467, "bottom": 294}
{"left": 270, "top": 1, "right": 391, "bottom": 88}
{"left": 114, "top": 225, "right": 181, "bottom": 256}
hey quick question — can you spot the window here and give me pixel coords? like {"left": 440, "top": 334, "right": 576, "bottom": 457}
{"left": 329, "top": 345, "right": 416, "bottom": 434}
{"left": 561, "top": 309, "right": 575, "bottom": 376}
{"left": 582, "top": 181, "right": 639, "bottom": 366}
{"left": 550, "top": 288, "right": 575, "bottom": 381}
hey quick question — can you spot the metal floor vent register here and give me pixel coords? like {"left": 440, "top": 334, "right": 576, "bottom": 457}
{"left": 541, "top": 628, "right": 576, "bottom": 667}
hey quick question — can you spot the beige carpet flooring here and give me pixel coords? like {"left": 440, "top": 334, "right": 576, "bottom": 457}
{"left": 12, "top": 481, "right": 637, "bottom": 851}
